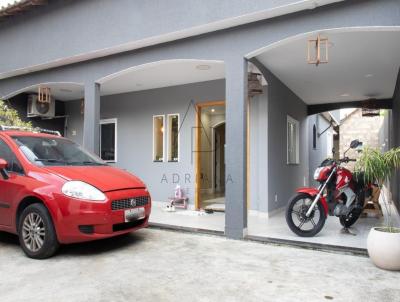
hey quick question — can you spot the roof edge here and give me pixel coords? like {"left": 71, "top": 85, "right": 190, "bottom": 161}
{"left": 0, "top": 0, "right": 47, "bottom": 18}
{"left": 0, "top": 0, "right": 344, "bottom": 80}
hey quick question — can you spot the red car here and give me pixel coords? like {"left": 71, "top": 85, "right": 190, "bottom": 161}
{"left": 0, "top": 128, "right": 151, "bottom": 259}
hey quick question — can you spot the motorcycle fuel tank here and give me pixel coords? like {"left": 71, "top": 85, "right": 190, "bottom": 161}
{"left": 336, "top": 167, "right": 353, "bottom": 190}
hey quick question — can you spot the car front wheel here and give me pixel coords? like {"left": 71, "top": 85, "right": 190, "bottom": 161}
{"left": 18, "top": 203, "right": 59, "bottom": 259}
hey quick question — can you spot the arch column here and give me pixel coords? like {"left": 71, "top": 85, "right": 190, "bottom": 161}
{"left": 225, "top": 56, "right": 248, "bottom": 239}
{"left": 83, "top": 81, "right": 100, "bottom": 154}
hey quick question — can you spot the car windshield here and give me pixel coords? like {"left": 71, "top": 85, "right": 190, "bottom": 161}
{"left": 12, "top": 136, "right": 107, "bottom": 166}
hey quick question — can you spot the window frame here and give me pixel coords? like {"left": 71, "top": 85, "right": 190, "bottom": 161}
{"left": 312, "top": 124, "right": 317, "bottom": 150}
{"left": 326, "top": 130, "right": 333, "bottom": 158}
{"left": 99, "top": 118, "right": 118, "bottom": 163}
{"left": 287, "top": 115, "right": 300, "bottom": 165}
{"left": 167, "top": 113, "right": 180, "bottom": 162}
{"left": 152, "top": 115, "right": 165, "bottom": 162}
{"left": 0, "top": 137, "right": 25, "bottom": 175}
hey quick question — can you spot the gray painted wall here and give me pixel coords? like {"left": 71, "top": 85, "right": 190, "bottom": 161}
{"left": 0, "top": 0, "right": 398, "bottom": 237}
{"left": 266, "top": 72, "right": 308, "bottom": 212}
{"left": 65, "top": 99, "right": 84, "bottom": 145}
{"left": 0, "top": 0, "right": 314, "bottom": 75}
{"left": 308, "top": 114, "right": 332, "bottom": 186}
{"left": 65, "top": 79, "right": 225, "bottom": 203}
{"left": 391, "top": 69, "right": 400, "bottom": 210}
{"left": 253, "top": 63, "right": 308, "bottom": 213}
{"left": 1, "top": 0, "right": 399, "bottom": 97}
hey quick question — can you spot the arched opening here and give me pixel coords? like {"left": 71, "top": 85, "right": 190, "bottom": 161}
{"left": 97, "top": 59, "right": 225, "bottom": 94}
{"left": 2, "top": 82, "right": 84, "bottom": 136}
{"left": 244, "top": 26, "right": 400, "bottom": 248}
{"left": 90, "top": 59, "right": 227, "bottom": 229}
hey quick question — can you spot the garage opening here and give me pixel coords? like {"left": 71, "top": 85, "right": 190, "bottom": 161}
{"left": 246, "top": 27, "right": 400, "bottom": 250}
{"left": 95, "top": 59, "right": 227, "bottom": 232}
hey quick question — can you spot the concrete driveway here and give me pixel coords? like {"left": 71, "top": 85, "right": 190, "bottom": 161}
{"left": 0, "top": 228, "right": 398, "bottom": 302}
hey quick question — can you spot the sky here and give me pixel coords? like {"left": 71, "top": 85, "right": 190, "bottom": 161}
{"left": 340, "top": 108, "right": 357, "bottom": 121}
{"left": 0, "top": 0, "right": 19, "bottom": 8}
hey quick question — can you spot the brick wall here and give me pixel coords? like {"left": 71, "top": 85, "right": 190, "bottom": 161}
{"left": 339, "top": 108, "right": 384, "bottom": 170}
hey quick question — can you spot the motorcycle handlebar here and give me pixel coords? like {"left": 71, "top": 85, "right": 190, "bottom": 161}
{"left": 339, "top": 157, "right": 356, "bottom": 163}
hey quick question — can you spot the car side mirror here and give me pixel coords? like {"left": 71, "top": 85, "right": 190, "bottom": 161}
{"left": 350, "top": 139, "right": 361, "bottom": 149}
{"left": 0, "top": 158, "right": 9, "bottom": 180}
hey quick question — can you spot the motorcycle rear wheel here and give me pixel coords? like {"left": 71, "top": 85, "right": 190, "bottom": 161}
{"left": 339, "top": 208, "right": 363, "bottom": 228}
{"left": 286, "top": 193, "right": 326, "bottom": 237}
{"left": 339, "top": 192, "right": 365, "bottom": 228}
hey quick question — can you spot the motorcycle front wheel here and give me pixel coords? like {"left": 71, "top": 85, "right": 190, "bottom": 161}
{"left": 285, "top": 193, "right": 326, "bottom": 237}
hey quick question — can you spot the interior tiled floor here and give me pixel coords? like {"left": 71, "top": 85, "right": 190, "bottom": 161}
{"left": 150, "top": 200, "right": 400, "bottom": 249}
{"left": 150, "top": 201, "right": 225, "bottom": 232}
{"left": 200, "top": 192, "right": 225, "bottom": 209}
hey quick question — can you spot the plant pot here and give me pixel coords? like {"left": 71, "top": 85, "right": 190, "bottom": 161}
{"left": 367, "top": 227, "right": 400, "bottom": 271}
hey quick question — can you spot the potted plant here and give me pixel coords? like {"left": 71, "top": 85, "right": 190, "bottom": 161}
{"left": 356, "top": 147, "right": 400, "bottom": 270}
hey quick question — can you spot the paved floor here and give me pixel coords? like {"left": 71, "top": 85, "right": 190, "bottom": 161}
{"left": 1, "top": 228, "right": 398, "bottom": 302}
{"left": 151, "top": 201, "right": 400, "bottom": 249}
{"left": 247, "top": 210, "right": 385, "bottom": 249}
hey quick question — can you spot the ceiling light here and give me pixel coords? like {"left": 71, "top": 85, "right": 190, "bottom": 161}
{"left": 196, "top": 64, "right": 211, "bottom": 71}
{"left": 307, "top": 35, "right": 329, "bottom": 66}
{"left": 60, "top": 88, "right": 73, "bottom": 93}
{"left": 364, "top": 74, "right": 374, "bottom": 78}
{"left": 211, "top": 108, "right": 215, "bottom": 113}
{"left": 340, "top": 93, "right": 350, "bottom": 97}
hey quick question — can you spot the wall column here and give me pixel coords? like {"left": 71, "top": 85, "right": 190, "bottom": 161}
{"left": 390, "top": 69, "right": 400, "bottom": 209}
{"left": 225, "top": 56, "right": 248, "bottom": 239}
{"left": 83, "top": 81, "right": 100, "bottom": 154}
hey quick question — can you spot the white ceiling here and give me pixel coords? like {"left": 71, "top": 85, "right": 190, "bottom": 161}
{"left": 99, "top": 60, "right": 225, "bottom": 96}
{"left": 8, "top": 82, "right": 84, "bottom": 101}
{"left": 202, "top": 105, "right": 225, "bottom": 115}
{"left": 256, "top": 30, "right": 400, "bottom": 105}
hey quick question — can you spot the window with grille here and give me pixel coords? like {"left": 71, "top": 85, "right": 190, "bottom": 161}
{"left": 100, "top": 118, "right": 117, "bottom": 162}
{"left": 167, "top": 114, "right": 179, "bottom": 162}
{"left": 287, "top": 116, "right": 300, "bottom": 164}
{"left": 153, "top": 115, "right": 165, "bottom": 162}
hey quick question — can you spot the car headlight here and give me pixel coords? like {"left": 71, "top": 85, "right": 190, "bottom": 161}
{"left": 62, "top": 181, "right": 106, "bottom": 201}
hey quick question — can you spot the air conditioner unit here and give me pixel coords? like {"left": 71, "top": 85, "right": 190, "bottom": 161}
{"left": 27, "top": 94, "right": 55, "bottom": 118}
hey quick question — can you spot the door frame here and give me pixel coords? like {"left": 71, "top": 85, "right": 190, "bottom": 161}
{"left": 211, "top": 121, "right": 225, "bottom": 194}
{"left": 194, "top": 100, "right": 226, "bottom": 210}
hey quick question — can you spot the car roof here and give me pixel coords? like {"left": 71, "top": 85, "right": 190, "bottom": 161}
{"left": 0, "top": 130, "right": 62, "bottom": 139}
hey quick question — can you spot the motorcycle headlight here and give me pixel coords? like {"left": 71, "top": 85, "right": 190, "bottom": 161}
{"left": 62, "top": 181, "right": 106, "bottom": 201}
{"left": 313, "top": 167, "right": 324, "bottom": 180}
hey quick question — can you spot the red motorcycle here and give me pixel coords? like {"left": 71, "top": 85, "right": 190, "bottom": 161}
{"left": 286, "top": 139, "right": 370, "bottom": 237}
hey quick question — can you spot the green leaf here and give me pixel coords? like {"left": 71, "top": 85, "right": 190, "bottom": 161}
{"left": 0, "top": 99, "right": 33, "bottom": 129}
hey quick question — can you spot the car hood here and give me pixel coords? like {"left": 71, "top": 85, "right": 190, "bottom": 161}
{"left": 43, "top": 166, "right": 146, "bottom": 192}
